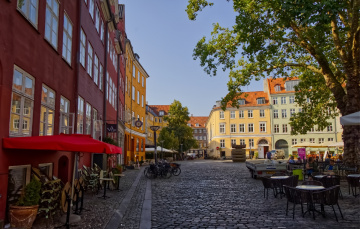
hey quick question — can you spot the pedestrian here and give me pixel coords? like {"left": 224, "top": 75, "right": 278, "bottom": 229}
{"left": 288, "top": 156, "right": 295, "bottom": 164}
{"left": 306, "top": 157, "right": 319, "bottom": 178}
{"left": 266, "top": 151, "right": 272, "bottom": 160}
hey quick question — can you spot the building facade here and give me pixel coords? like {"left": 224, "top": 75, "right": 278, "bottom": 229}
{"left": 145, "top": 105, "right": 169, "bottom": 146}
{"left": 187, "top": 116, "right": 208, "bottom": 157}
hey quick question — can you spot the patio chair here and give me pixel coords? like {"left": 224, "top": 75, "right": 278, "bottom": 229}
{"left": 261, "top": 177, "right": 275, "bottom": 199}
{"left": 283, "top": 185, "right": 304, "bottom": 219}
{"left": 326, "top": 175, "right": 343, "bottom": 198}
{"left": 346, "top": 176, "right": 360, "bottom": 197}
{"left": 302, "top": 180, "right": 323, "bottom": 186}
{"left": 315, "top": 185, "right": 343, "bottom": 221}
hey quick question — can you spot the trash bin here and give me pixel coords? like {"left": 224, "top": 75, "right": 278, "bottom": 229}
{"left": 293, "top": 169, "right": 304, "bottom": 181}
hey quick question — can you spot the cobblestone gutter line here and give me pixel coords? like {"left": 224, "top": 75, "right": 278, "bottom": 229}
{"left": 139, "top": 179, "right": 152, "bottom": 229}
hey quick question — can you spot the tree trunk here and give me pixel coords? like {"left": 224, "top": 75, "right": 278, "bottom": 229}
{"left": 343, "top": 125, "right": 360, "bottom": 168}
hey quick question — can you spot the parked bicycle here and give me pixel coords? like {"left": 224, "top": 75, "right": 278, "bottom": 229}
{"left": 144, "top": 162, "right": 173, "bottom": 179}
{"left": 170, "top": 162, "right": 181, "bottom": 176}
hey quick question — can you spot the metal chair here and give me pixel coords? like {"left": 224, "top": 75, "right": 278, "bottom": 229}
{"left": 283, "top": 185, "right": 304, "bottom": 219}
{"left": 314, "top": 185, "right": 343, "bottom": 221}
{"left": 261, "top": 177, "right": 275, "bottom": 199}
{"left": 346, "top": 176, "right": 360, "bottom": 197}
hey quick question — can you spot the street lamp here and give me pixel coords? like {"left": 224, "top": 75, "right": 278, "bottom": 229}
{"left": 150, "top": 126, "right": 160, "bottom": 164}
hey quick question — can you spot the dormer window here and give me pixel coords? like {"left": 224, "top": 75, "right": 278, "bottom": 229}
{"left": 195, "top": 123, "right": 199, "bottom": 127}
{"left": 285, "top": 80, "right": 299, "bottom": 91}
{"left": 257, "top": 97, "right": 265, "bottom": 104}
{"left": 159, "top": 110, "right": 164, "bottom": 116}
{"left": 274, "top": 84, "right": 281, "bottom": 92}
{"left": 238, "top": 99, "right": 245, "bottom": 105}
{"left": 187, "top": 123, "right": 191, "bottom": 127}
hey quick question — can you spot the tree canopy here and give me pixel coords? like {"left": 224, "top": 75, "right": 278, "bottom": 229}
{"left": 186, "top": 0, "right": 360, "bottom": 165}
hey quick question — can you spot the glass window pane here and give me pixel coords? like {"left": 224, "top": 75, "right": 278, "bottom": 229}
{"left": 25, "top": 76, "right": 33, "bottom": 96}
{"left": 10, "top": 114, "right": 20, "bottom": 134}
{"left": 23, "top": 98, "right": 32, "bottom": 117}
{"left": 48, "top": 109, "right": 54, "bottom": 125}
{"left": 40, "top": 106, "right": 47, "bottom": 122}
{"left": 22, "top": 117, "right": 31, "bottom": 135}
{"left": 13, "top": 70, "right": 23, "bottom": 91}
{"left": 42, "top": 87, "right": 48, "bottom": 103}
{"left": 11, "top": 93, "right": 21, "bottom": 114}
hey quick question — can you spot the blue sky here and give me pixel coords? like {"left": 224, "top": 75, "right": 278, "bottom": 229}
{"left": 121, "top": 0, "right": 263, "bottom": 116}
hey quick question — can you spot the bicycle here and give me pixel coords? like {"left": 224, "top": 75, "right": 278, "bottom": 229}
{"left": 170, "top": 162, "right": 181, "bottom": 176}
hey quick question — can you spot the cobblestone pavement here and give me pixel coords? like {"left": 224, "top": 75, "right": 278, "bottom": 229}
{"left": 31, "top": 160, "right": 360, "bottom": 229}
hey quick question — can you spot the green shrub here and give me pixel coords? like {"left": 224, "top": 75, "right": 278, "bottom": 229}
{"left": 17, "top": 178, "right": 41, "bottom": 206}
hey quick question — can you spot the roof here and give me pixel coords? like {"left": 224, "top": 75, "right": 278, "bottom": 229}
{"left": 212, "top": 91, "right": 270, "bottom": 110}
{"left": 188, "top": 116, "right": 208, "bottom": 128}
{"left": 267, "top": 77, "right": 299, "bottom": 94}
{"left": 148, "top": 105, "right": 170, "bottom": 116}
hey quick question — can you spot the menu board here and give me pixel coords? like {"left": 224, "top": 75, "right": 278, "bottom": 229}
{"left": 298, "top": 148, "right": 306, "bottom": 159}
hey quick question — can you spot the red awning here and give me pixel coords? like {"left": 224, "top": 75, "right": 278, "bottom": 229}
{"left": 2, "top": 134, "right": 121, "bottom": 154}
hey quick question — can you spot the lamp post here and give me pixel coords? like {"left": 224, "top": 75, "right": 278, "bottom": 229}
{"left": 180, "top": 143, "right": 183, "bottom": 160}
{"left": 150, "top": 126, "right": 160, "bottom": 164}
{"left": 160, "top": 140, "right": 164, "bottom": 160}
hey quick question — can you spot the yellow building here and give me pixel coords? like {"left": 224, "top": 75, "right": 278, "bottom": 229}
{"left": 206, "top": 91, "right": 272, "bottom": 158}
{"left": 124, "top": 40, "right": 148, "bottom": 164}
{"left": 145, "top": 105, "right": 169, "bottom": 146}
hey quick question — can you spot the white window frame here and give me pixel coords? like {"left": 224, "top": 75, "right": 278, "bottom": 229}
{"left": 238, "top": 99, "right": 245, "bottom": 105}
{"left": 230, "top": 124, "right": 236, "bottom": 133}
{"left": 240, "top": 139, "right": 245, "bottom": 145}
{"left": 273, "top": 97, "right": 278, "bottom": 105}
{"left": 292, "top": 139, "right": 297, "bottom": 145}
{"left": 290, "top": 108, "right": 295, "bottom": 117}
{"left": 219, "top": 123, "right": 225, "bottom": 133}
{"left": 310, "top": 138, "right": 315, "bottom": 143}
{"left": 248, "top": 123, "right": 254, "bottom": 133}
{"left": 45, "top": 0, "right": 59, "bottom": 49}
{"left": 60, "top": 96, "right": 70, "bottom": 134}
{"left": 137, "top": 91, "right": 140, "bottom": 104}
{"left": 94, "top": 54, "right": 99, "bottom": 85}
{"left": 77, "top": 96, "right": 84, "bottom": 134}
{"left": 40, "top": 84, "right": 55, "bottom": 136}
{"left": 259, "top": 109, "right": 265, "bottom": 118}
{"left": 220, "top": 139, "right": 225, "bottom": 148}
{"left": 89, "top": 0, "right": 94, "bottom": 19}
{"left": 281, "top": 109, "right": 287, "bottom": 118}
{"left": 248, "top": 110, "right": 253, "bottom": 118}
{"left": 289, "top": 96, "right": 295, "bottom": 104}
{"left": 273, "top": 110, "right": 278, "bottom": 118}
{"left": 239, "top": 124, "right": 245, "bottom": 133}
{"left": 17, "top": 0, "right": 39, "bottom": 28}
{"left": 219, "top": 111, "right": 224, "bottom": 119}
{"left": 300, "top": 138, "right": 306, "bottom": 143}
{"left": 259, "top": 122, "right": 266, "bottom": 132}
{"left": 85, "top": 103, "right": 91, "bottom": 134}
{"left": 95, "top": 6, "right": 100, "bottom": 33}
{"left": 257, "top": 97, "right": 265, "bottom": 104}
{"left": 274, "top": 85, "right": 281, "bottom": 92}
{"left": 281, "top": 96, "right": 286, "bottom": 104}
{"left": 239, "top": 110, "right": 244, "bottom": 118}
{"left": 319, "top": 138, "right": 324, "bottom": 144}
{"left": 282, "top": 124, "right": 288, "bottom": 133}
{"left": 62, "top": 13, "right": 73, "bottom": 65}
{"left": 230, "top": 111, "right": 235, "bottom": 119}
{"left": 87, "top": 43, "right": 93, "bottom": 77}
{"left": 249, "top": 139, "right": 254, "bottom": 147}
{"left": 132, "top": 86, "right": 135, "bottom": 101}
{"left": 274, "top": 124, "right": 279, "bottom": 133}
{"left": 231, "top": 139, "right": 236, "bottom": 146}
{"left": 99, "top": 64, "right": 103, "bottom": 90}
{"left": 80, "top": 29, "right": 86, "bottom": 67}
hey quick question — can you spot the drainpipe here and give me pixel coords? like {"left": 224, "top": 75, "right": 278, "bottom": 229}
{"left": 103, "top": 22, "right": 109, "bottom": 138}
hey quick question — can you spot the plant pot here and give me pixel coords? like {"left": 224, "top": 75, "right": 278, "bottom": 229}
{"left": 9, "top": 205, "right": 39, "bottom": 229}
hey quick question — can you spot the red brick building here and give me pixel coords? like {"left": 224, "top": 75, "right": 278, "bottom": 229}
{"left": 0, "top": 0, "right": 125, "bottom": 223}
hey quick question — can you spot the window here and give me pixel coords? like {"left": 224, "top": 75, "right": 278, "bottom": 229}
{"left": 274, "top": 84, "right": 281, "bottom": 92}
{"left": 62, "top": 13, "right": 73, "bottom": 65}
{"left": 238, "top": 99, "right": 245, "bottom": 105}
{"left": 273, "top": 97, "right": 278, "bottom": 105}
{"left": 240, "top": 139, "right": 245, "bottom": 145}
{"left": 290, "top": 108, "right": 295, "bottom": 117}
{"left": 282, "top": 124, "right": 288, "bottom": 133}
{"left": 281, "top": 109, "right": 287, "bottom": 118}
{"left": 137, "top": 71, "right": 140, "bottom": 83}
{"left": 307, "top": 98, "right": 311, "bottom": 103}
{"left": 230, "top": 111, "right": 235, "bottom": 119}
{"left": 281, "top": 97, "right": 286, "bottom": 104}
{"left": 132, "top": 86, "right": 135, "bottom": 100}
{"left": 89, "top": 0, "right": 94, "bottom": 19}
{"left": 249, "top": 139, "right": 254, "bottom": 147}
{"left": 199, "top": 143, "right": 202, "bottom": 148}
{"left": 40, "top": 85, "right": 55, "bottom": 136}
{"left": 80, "top": 29, "right": 86, "bottom": 67}
{"left": 327, "top": 125, "right": 333, "bottom": 132}
{"left": 248, "top": 123, "right": 254, "bottom": 132}
{"left": 99, "top": 64, "right": 103, "bottom": 90}
{"left": 248, "top": 110, "right": 253, "bottom": 118}
{"left": 310, "top": 138, "right": 315, "bottom": 143}
{"left": 328, "top": 138, "right": 334, "bottom": 142}
{"left": 239, "top": 124, "right": 245, "bottom": 132}
{"left": 92, "top": 108, "right": 97, "bottom": 138}
{"left": 194, "top": 129, "right": 197, "bottom": 133}
{"left": 59, "top": 96, "right": 70, "bottom": 134}
{"left": 273, "top": 110, "right": 278, "bottom": 118}
{"left": 203, "top": 136, "right": 207, "bottom": 140}
{"left": 8, "top": 165, "right": 31, "bottom": 201}
{"left": 95, "top": 6, "right": 100, "bottom": 32}
{"left": 289, "top": 96, "right": 295, "bottom": 104}
{"left": 39, "top": 162, "right": 53, "bottom": 178}
{"left": 100, "top": 19, "right": 104, "bottom": 42}
{"left": 87, "top": 43, "right": 93, "bottom": 77}
{"left": 77, "top": 97, "right": 84, "bottom": 134}
{"left": 259, "top": 122, "right": 266, "bottom": 132}
{"left": 195, "top": 123, "right": 199, "bottom": 127}
{"left": 219, "top": 123, "right": 225, "bottom": 133}
{"left": 274, "top": 124, "right": 279, "bottom": 133}
{"left": 10, "top": 66, "right": 34, "bottom": 136}
{"left": 231, "top": 139, "right": 236, "bottom": 146}
{"left": 142, "top": 76, "right": 144, "bottom": 87}
{"left": 85, "top": 103, "right": 91, "bottom": 134}
{"left": 45, "top": 0, "right": 59, "bottom": 48}
{"left": 292, "top": 139, "right": 297, "bottom": 145}
{"left": 132, "top": 65, "right": 135, "bottom": 77}
{"left": 220, "top": 139, "right": 225, "bottom": 148}
{"left": 199, "top": 129, "right": 202, "bottom": 133}
{"left": 219, "top": 111, "right": 224, "bottom": 119}
{"left": 136, "top": 139, "right": 139, "bottom": 152}
{"left": 142, "top": 95, "right": 144, "bottom": 107}
{"left": 93, "top": 54, "right": 99, "bottom": 85}
{"left": 285, "top": 80, "right": 299, "bottom": 91}
{"left": 257, "top": 97, "right": 265, "bottom": 104}
{"left": 300, "top": 138, "right": 306, "bottom": 143}
{"left": 319, "top": 138, "right": 324, "bottom": 144}
{"left": 239, "top": 110, "right": 244, "bottom": 118}
{"left": 259, "top": 109, "right": 265, "bottom": 118}
{"left": 137, "top": 91, "right": 140, "bottom": 104}
{"left": 230, "top": 124, "right": 236, "bottom": 133}
{"left": 17, "top": 0, "right": 39, "bottom": 27}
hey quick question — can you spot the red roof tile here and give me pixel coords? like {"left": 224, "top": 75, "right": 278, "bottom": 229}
{"left": 267, "top": 77, "right": 299, "bottom": 94}
{"left": 188, "top": 116, "right": 208, "bottom": 128}
{"left": 148, "top": 105, "right": 170, "bottom": 116}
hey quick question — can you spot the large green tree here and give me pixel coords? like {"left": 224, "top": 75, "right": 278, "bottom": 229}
{"left": 160, "top": 100, "right": 197, "bottom": 153}
{"left": 186, "top": 0, "right": 360, "bottom": 166}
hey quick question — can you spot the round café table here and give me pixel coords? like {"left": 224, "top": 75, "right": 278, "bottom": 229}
{"left": 99, "top": 178, "right": 114, "bottom": 199}
{"left": 113, "top": 174, "right": 125, "bottom": 191}
{"left": 270, "top": 176, "right": 290, "bottom": 198}
{"left": 296, "top": 185, "right": 325, "bottom": 219}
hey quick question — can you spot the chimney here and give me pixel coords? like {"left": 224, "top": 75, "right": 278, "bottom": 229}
{"left": 215, "top": 100, "right": 221, "bottom": 107}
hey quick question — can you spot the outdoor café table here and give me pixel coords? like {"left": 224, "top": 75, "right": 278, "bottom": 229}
{"left": 113, "top": 174, "right": 125, "bottom": 191}
{"left": 270, "top": 176, "right": 289, "bottom": 198}
{"left": 296, "top": 185, "right": 325, "bottom": 219}
{"left": 346, "top": 174, "right": 360, "bottom": 196}
{"left": 99, "top": 178, "right": 114, "bottom": 199}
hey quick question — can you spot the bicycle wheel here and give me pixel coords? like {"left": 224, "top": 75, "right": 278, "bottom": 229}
{"left": 172, "top": 167, "right": 181, "bottom": 176}
{"left": 162, "top": 168, "right": 172, "bottom": 179}
{"left": 144, "top": 167, "right": 149, "bottom": 175}
{"left": 145, "top": 168, "right": 157, "bottom": 179}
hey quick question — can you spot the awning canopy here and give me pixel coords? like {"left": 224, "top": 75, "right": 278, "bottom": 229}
{"left": 145, "top": 146, "right": 174, "bottom": 153}
{"left": 340, "top": 111, "right": 360, "bottom": 126}
{"left": 2, "top": 134, "right": 121, "bottom": 154}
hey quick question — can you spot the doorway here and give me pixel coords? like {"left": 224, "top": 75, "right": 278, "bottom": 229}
{"left": 58, "top": 156, "right": 69, "bottom": 183}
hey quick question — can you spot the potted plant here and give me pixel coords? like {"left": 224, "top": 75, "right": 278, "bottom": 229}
{"left": 9, "top": 177, "right": 41, "bottom": 229}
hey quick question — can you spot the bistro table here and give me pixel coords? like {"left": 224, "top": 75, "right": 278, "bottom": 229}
{"left": 346, "top": 174, "right": 360, "bottom": 196}
{"left": 270, "top": 176, "right": 289, "bottom": 198}
{"left": 99, "top": 178, "right": 114, "bottom": 199}
{"left": 113, "top": 174, "right": 125, "bottom": 191}
{"left": 296, "top": 185, "right": 325, "bottom": 219}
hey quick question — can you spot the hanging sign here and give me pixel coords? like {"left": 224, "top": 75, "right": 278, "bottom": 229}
{"left": 106, "top": 124, "right": 117, "bottom": 133}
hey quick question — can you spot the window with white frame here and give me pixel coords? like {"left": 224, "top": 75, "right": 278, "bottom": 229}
{"left": 238, "top": 99, "right": 245, "bottom": 105}
{"left": 10, "top": 66, "right": 34, "bottom": 136}
{"left": 60, "top": 96, "right": 70, "bottom": 134}
{"left": 289, "top": 96, "right": 295, "bottom": 104}
{"left": 219, "top": 123, "right": 225, "bottom": 133}
{"left": 249, "top": 139, "right": 254, "bottom": 147}
{"left": 8, "top": 165, "right": 31, "bottom": 200}
{"left": 274, "top": 84, "right": 281, "bottom": 92}
{"left": 137, "top": 71, "right": 140, "bottom": 83}
{"left": 285, "top": 80, "right": 299, "bottom": 91}
{"left": 231, "top": 139, "right": 236, "bottom": 146}
{"left": 142, "top": 76, "right": 144, "bottom": 87}
{"left": 100, "top": 19, "right": 104, "bottom": 42}
{"left": 99, "top": 64, "right": 103, "bottom": 90}
{"left": 230, "top": 124, "right": 236, "bottom": 133}
{"left": 248, "top": 110, "right": 253, "bottom": 118}
{"left": 40, "top": 85, "right": 55, "bottom": 136}
{"left": 195, "top": 123, "right": 199, "bottom": 127}
{"left": 318, "top": 138, "right": 324, "bottom": 144}
{"left": 132, "top": 86, "right": 135, "bottom": 100}
{"left": 327, "top": 125, "right": 333, "bottom": 132}
{"left": 281, "top": 96, "right": 286, "bottom": 104}
{"left": 45, "top": 0, "right": 59, "bottom": 48}
{"left": 92, "top": 108, "right": 97, "bottom": 138}
{"left": 39, "top": 163, "right": 53, "bottom": 178}
{"left": 248, "top": 123, "right": 254, "bottom": 132}
{"left": 17, "top": 0, "right": 39, "bottom": 27}
{"left": 259, "top": 109, "right": 265, "bottom": 118}
{"left": 219, "top": 111, "right": 224, "bottom": 119}
{"left": 309, "top": 138, "right": 315, "bottom": 143}
{"left": 281, "top": 109, "right": 287, "bottom": 118}
{"left": 273, "top": 110, "right": 279, "bottom": 118}
{"left": 62, "top": 13, "right": 72, "bottom": 65}
{"left": 274, "top": 124, "right": 279, "bottom": 133}
{"left": 328, "top": 138, "right": 334, "bottom": 142}
{"left": 240, "top": 139, "right": 245, "bottom": 145}
{"left": 230, "top": 111, "right": 235, "bottom": 119}
{"left": 300, "top": 138, "right": 306, "bottom": 143}
{"left": 77, "top": 96, "right": 84, "bottom": 134}
{"left": 95, "top": 6, "right": 100, "bottom": 32}
{"left": 137, "top": 91, "right": 140, "bottom": 104}
{"left": 80, "top": 29, "right": 86, "bottom": 67}
{"left": 106, "top": 73, "right": 109, "bottom": 100}
{"left": 194, "top": 129, "right": 197, "bottom": 133}
{"left": 89, "top": 0, "right": 94, "bottom": 19}
{"left": 204, "top": 136, "right": 207, "bottom": 140}
{"left": 290, "top": 108, "right": 295, "bottom": 117}
{"left": 142, "top": 95, "right": 144, "bottom": 107}
{"left": 239, "top": 110, "right": 244, "bottom": 118}
{"left": 93, "top": 54, "right": 99, "bottom": 85}
{"left": 133, "top": 65, "right": 135, "bottom": 77}
{"left": 257, "top": 97, "right": 265, "bottom": 104}
{"left": 282, "top": 124, "right": 288, "bottom": 133}
{"left": 259, "top": 122, "right": 266, "bottom": 132}
{"left": 239, "top": 124, "right": 245, "bottom": 132}
{"left": 199, "top": 129, "right": 202, "bottom": 133}
{"left": 85, "top": 103, "right": 91, "bottom": 134}
{"left": 273, "top": 97, "right": 278, "bottom": 105}
{"left": 87, "top": 43, "right": 93, "bottom": 77}
{"left": 292, "top": 139, "right": 297, "bottom": 145}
